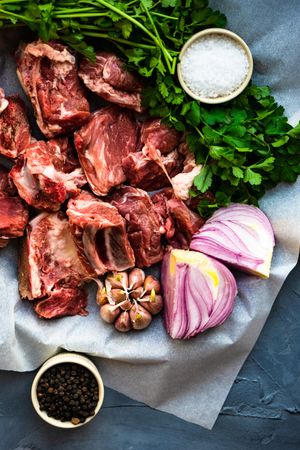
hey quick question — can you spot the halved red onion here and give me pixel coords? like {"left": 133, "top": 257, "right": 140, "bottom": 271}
{"left": 190, "top": 203, "right": 275, "bottom": 278}
{"left": 162, "top": 249, "right": 237, "bottom": 339}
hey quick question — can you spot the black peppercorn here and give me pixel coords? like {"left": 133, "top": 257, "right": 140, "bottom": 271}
{"left": 36, "top": 362, "right": 99, "bottom": 425}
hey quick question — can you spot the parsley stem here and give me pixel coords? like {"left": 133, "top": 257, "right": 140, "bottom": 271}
{"left": 82, "top": 32, "right": 156, "bottom": 50}
{"left": 0, "top": 9, "right": 36, "bottom": 22}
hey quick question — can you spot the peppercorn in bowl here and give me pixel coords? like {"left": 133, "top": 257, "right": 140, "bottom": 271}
{"left": 31, "top": 352, "right": 104, "bottom": 428}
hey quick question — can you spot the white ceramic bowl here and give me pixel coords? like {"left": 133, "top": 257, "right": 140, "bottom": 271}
{"left": 31, "top": 352, "right": 104, "bottom": 428}
{"left": 177, "top": 28, "right": 253, "bottom": 104}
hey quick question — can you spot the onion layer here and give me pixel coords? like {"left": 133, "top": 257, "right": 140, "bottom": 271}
{"left": 190, "top": 203, "right": 275, "bottom": 278}
{"left": 162, "top": 249, "right": 237, "bottom": 339}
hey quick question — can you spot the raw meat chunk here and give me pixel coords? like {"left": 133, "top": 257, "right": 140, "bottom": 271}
{"left": 109, "top": 186, "right": 164, "bottom": 267}
{"left": 16, "top": 40, "right": 90, "bottom": 138}
{"left": 74, "top": 106, "right": 139, "bottom": 196}
{"left": 0, "top": 94, "right": 31, "bottom": 159}
{"left": 79, "top": 52, "right": 143, "bottom": 112}
{"left": 0, "top": 164, "right": 28, "bottom": 248}
{"left": 34, "top": 287, "right": 88, "bottom": 319}
{"left": 152, "top": 188, "right": 204, "bottom": 249}
{"left": 67, "top": 191, "right": 135, "bottom": 275}
{"left": 123, "top": 148, "right": 183, "bottom": 191}
{"left": 140, "top": 119, "right": 181, "bottom": 154}
{"left": 19, "top": 212, "right": 94, "bottom": 318}
{"left": 10, "top": 137, "right": 86, "bottom": 211}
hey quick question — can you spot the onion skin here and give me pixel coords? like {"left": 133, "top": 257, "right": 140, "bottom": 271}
{"left": 162, "top": 249, "right": 237, "bottom": 339}
{"left": 190, "top": 203, "right": 275, "bottom": 278}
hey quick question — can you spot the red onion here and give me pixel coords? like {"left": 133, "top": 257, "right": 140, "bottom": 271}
{"left": 162, "top": 249, "right": 237, "bottom": 339}
{"left": 190, "top": 203, "right": 275, "bottom": 278}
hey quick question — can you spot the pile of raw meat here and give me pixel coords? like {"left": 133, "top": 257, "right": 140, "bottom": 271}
{"left": 0, "top": 41, "right": 204, "bottom": 319}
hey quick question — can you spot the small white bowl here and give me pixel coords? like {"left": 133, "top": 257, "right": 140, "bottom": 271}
{"left": 177, "top": 28, "right": 253, "bottom": 104}
{"left": 31, "top": 352, "right": 104, "bottom": 428}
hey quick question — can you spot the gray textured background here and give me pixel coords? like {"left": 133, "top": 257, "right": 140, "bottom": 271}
{"left": 0, "top": 0, "right": 300, "bottom": 447}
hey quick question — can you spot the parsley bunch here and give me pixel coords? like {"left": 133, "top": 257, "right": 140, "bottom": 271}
{"left": 0, "top": 0, "right": 299, "bottom": 215}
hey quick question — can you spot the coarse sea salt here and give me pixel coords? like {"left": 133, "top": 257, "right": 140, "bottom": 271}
{"left": 180, "top": 35, "right": 249, "bottom": 99}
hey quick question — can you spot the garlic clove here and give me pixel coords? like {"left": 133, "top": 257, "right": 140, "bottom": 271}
{"left": 120, "top": 299, "right": 132, "bottom": 311}
{"left": 106, "top": 271, "right": 129, "bottom": 289}
{"left": 128, "top": 268, "right": 145, "bottom": 289}
{"left": 100, "top": 304, "right": 121, "bottom": 323}
{"left": 115, "top": 311, "right": 132, "bottom": 332}
{"left": 141, "top": 294, "right": 163, "bottom": 315}
{"left": 130, "top": 304, "right": 152, "bottom": 330}
{"left": 130, "top": 286, "right": 144, "bottom": 299}
{"left": 144, "top": 275, "right": 160, "bottom": 294}
{"left": 111, "top": 288, "right": 126, "bottom": 303}
{"left": 96, "top": 287, "right": 108, "bottom": 306}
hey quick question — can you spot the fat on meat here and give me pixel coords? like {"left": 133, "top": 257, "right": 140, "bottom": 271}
{"left": 123, "top": 148, "right": 183, "bottom": 191}
{"left": 67, "top": 191, "right": 135, "bottom": 275}
{"left": 0, "top": 95, "right": 31, "bottom": 159}
{"left": 0, "top": 88, "right": 8, "bottom": 113}
{"left": 0, "top": 164, "right": 28, "bottom": 248}
{"left": 171, "top": 142, "right": 202, "bottom": 201}
{"left": 16, "top": 40, "right": 90, "bottom": 138}
{"left": 152, "top": 188, "right": 204, "bottom": 249}
{"left": 74, "top": 106, "right": 139, "bottom": 196}
{"left": 79, "top": 52, "right": 143, "bottom": 112}
{"left": 109, "top": 186, "right": 164, "bottom": 268}
{"left": 10, "top": 137, "right": 87, "bottom": 211}
{"left": 19, "top": 212, "right": 95, "bottom": 318}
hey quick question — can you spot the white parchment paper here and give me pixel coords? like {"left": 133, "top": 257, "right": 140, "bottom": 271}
{"left": 0, "top": 0, "right": 299, "bottom": 429}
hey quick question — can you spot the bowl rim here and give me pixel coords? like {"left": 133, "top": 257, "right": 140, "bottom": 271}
{"left": 31, "top": 352, "right": 104, "bottom": 428}
{"left": 177, "top": 28, "right": 254, "bottom": 104}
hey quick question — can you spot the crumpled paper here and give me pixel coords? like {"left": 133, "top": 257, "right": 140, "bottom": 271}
{"left": 0, "top": 0, "right": 299, "bottom": 430}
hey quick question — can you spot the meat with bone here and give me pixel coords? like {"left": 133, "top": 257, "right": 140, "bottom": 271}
{"left": 67, "top": 191, "right": 135, "bottom": 275}
{"left": 74, "top": 106, "right": 139, "bottom": 196}
{"left": 10, "top": 137, "right": 86, "bottom": 211}
{"left": 109, "top": 186, "right": 164, "bottom": 268}
{"left": 152, "top": 188, "right": 204, "bottom": 249}
{"left": 123, "top": 148, "right": 183, "bottom": 191}
{"left": 171, "top": 142, "right": 202, "bottom": 201}
{"left": 16, "top": 40, "right": 90, "bottom": 138}
{"left": 19, "top": 212, "right": 95, "bottom": 318}
{"left": 0, "top": 165, "right": 28, "bottom": 248}
{"left": 79, "top": 52, "right": 143, "bottom": 112}
{"left": 140, "top": 119, "right": 181, "bottom": 154}
{"left": 0, "top": 94, "right": 31, "bottom": 159}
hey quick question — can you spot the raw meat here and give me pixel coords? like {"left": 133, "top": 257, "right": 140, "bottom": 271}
{"left": 34, "top": 287, "right": 88, "bottom": 319}
{"left": 67, "top": 191, "right": 135, "bottom": 275}
{"left": 79, "top": 52, "right": 143, "bottom": 112}
{"left": 19, "top": 212, "right": 95, "bottom": 318}
{"left": 123, "top": 148, "right": 183, "bottom": 191}
{"left": 140, "top": 119, "right": 181, "bottom": 155}
{"left": 0, "top": 164, "right": 28, "bottom": 248}
{"left": 0, "top": 94, "right": 31, "bottom": 159}
{"left": 152, "top": 188, "right": 204, "bottom": 249}
{"left": 10, "top": 137, "right": 86, "bottom": 211}
{"left": 74, "top": 106, "right": 139, "bottom": 196}
{"left": 16, "top": 40, "right": 90, "bottom": 138}
{"left": 109, "top": 186, "right": 164, "bottom": 267}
